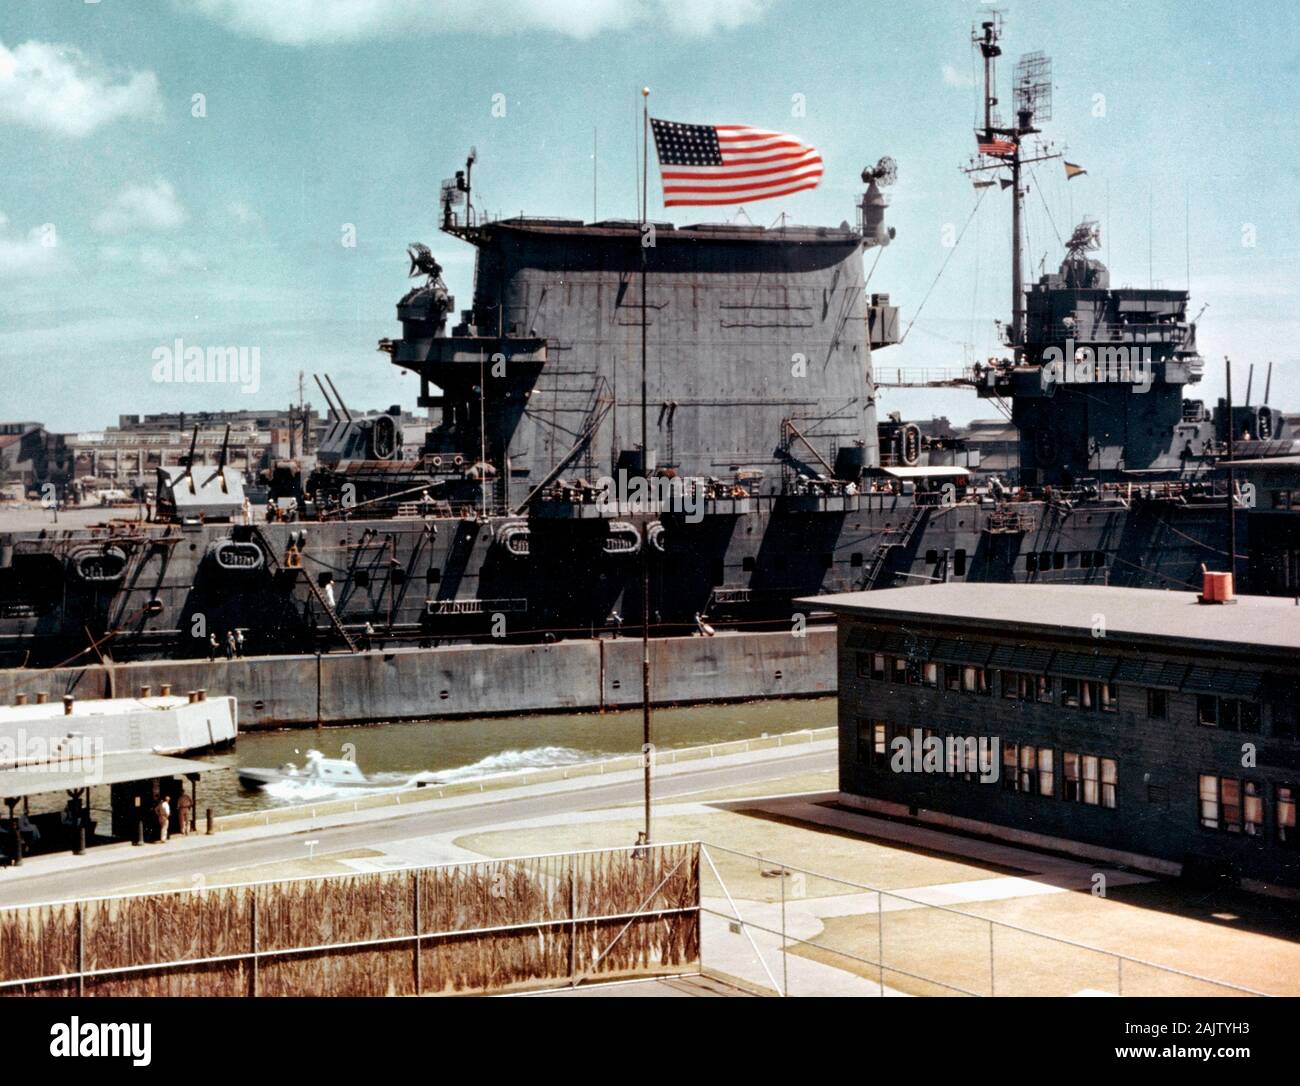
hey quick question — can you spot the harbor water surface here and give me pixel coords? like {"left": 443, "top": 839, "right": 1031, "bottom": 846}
{"left": 195, "top": 697, "right": 835, "bottom": 815}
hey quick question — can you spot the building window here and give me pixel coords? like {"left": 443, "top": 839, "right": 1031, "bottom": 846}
{"left": 944, "top": 664, "right": 962, "bottom": 692}
{"left": 1063, "top": 753, "right": 1080, "bottom": 801}
{"left": 1198, "top": 696, "right": 1262, "bottom": 732}
{"left": 1278, "top": 785, "right": 1297, "bottom": 848}
{"left": 1017, "top": 744, "right": 1047, "bottom": 795}
{"left": 870, "top": 721, "right": 888, "bottom": 767}
{"left": 856, "top": 653, "right": 872, "bottom": 679}
{"left": 1036, "top": 676, "right": 1054, "bottom": 704}
{"left": 1038, "top": 748, "right": 1055, "bottom": 796}
{"left": 1017, "top": 744, "right": 1036, "bottom": 793}
{"left": 1061, "top": 678, "right": 1084, "bottom": 708}
{"left": 1199, "top": 773, "right": 1220, "bottom": 829}
{"left": 1099, "top": 683, "right": 1117, "bottom": 713}
{"left": 1002, "top": 743, "right": 1018, "bottom": 791}
{"left": 1198, "top": 695, "right": 1218, "bottom": 726}
{"left": 1062, "top": 678, "right": 1099, "bottom": 710}
{"left": 1082, "top": 755, "right": 1101, "bottom": 804}
{"left": 905, "top": 660, "right": 923, "bottom": 686}
{"left": 1101, "top": 758, "right": 1118, "bottom": 808}
{"left": 891, "top": 657, "right": 907, "bottom": 684}
{"left": 1147, "top": 689, "right": 1168, "bottom": 720}
{"left": 1001, "top": 671, "right": 1019, "bottom": 700}
{"left": 856, "top": 720, "right": 873, "bottom": 764}
{"left": 921, "top": 661, "right": 939, "bottom": 688}
{"left": 1245, "top": 781, "right": 1263, "bottom": 835}
{"left": 963, "top": 666, "right": 991, "bottom": 696}
{"left": 1062, "top": 752, "right": 1113, "bottom": 806}
{"left": 871, "top": 653, "right": 886, "bottom": 681}
{"left": 1200, "top": 774, "right": 1262, "bottom": 834}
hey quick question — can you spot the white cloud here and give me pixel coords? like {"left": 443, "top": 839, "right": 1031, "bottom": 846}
{"left": 92, "top": 180, "right": 189, "bottom": 235}
{"left": 227, "top": 200, "right": 263, "bottom": 226}
{"left": 100, "top": 243, "right": 207, "bottom": 277}
{"left": 177, "top": 0, "right": 769, "bottom": 44}
{"left": 0, "top": 39, "right": 162, "bottom": 138}
{"left": 942, "top": 64, "right": 974, "bottom": 88}
{"left": 0, "top": 214, "right": 66, "bottom": 279}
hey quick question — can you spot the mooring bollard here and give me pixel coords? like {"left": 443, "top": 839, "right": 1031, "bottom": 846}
{"left": 12, "top": 829, "right": 21, "bottom": 867}
{"left": 134, "top": 817, "right": 144, "bottom": 846}
{"left": 74, "top": 826, "right": 86, "bottom": 856}
{"left": 205, "top": 808, "right": 214, "bottom": 835}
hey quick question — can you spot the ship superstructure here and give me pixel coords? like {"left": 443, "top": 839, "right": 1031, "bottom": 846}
{"left": 0, "top": 15, "right": 1293, "bottom": 669}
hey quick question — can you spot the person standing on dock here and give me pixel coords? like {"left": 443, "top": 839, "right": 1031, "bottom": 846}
{"left": 155, "top": 795, "right": 171, "bottom": 843}
{"left": 208, "top": 632, "right": 219, "bottom": 661}
{"left": 225, "top": 630, "right": 237, "bottom": 660}
{"left": 177, "top": 790, "right": 192, "bottom": 836}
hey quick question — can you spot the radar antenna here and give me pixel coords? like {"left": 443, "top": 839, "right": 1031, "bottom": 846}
{"left": 961, "top": 14, "right": 1060, "bottom": 353}
{"left": 1064, "top": 219, "right": 1101, "bottom": 258}
{"left": 406, "top": 242, "right": 442, "bottom": 280}
{"left": 861, "top": 155, "right": 897, "bottom": 187}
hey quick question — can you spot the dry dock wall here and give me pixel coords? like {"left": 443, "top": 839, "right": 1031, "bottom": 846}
{"left": 0, "top": 629, "right": 835, "bottom": 729}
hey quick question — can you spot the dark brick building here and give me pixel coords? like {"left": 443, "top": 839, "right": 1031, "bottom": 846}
{"left": 810, "top": 583, "right": 1300, "bottom": 895}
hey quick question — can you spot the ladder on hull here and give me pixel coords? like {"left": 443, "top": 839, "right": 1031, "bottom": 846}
{"left": 861, "top": 504, "right": 929, "bottom": 590}
{"left": 252, "top": 526, "right": 359, "bottom": 652}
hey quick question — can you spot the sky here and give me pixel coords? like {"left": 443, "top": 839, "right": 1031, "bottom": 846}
{"left": 1, "top": 0, "right": 1297, "bottom": 433}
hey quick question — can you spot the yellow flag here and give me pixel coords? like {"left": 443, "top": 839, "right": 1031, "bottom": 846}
{"left": 1064, "top": 161, "right": 1087, "bottom": 180}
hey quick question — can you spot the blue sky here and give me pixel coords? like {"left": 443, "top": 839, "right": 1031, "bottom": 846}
{"left": 1, "top": 0, "right": 1297, "bottom": 432}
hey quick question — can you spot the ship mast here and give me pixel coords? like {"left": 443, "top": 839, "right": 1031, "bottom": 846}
{"left": 964, "top": 15, "right": 1058, "bottom": 356}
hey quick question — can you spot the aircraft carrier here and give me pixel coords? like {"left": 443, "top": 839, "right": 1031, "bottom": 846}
{"left": 1, "top": 16, "right": 1295, "bottom": 675}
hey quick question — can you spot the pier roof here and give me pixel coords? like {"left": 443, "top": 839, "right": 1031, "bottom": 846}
{"left": 0, "top": 752, "right": 212, "bottom": 800}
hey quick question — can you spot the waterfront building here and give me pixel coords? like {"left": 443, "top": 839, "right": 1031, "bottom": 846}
{"left": 811, "top": 581, "right": 1300, "bottom": 894}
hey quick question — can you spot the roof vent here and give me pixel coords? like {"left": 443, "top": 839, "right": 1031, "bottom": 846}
{"left": 1199, "top": 569, "right": 1235, "bottom": 604}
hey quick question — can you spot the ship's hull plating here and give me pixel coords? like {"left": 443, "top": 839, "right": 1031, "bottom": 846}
{"left": 0, "top": 495, "right": 1240, "bottom": 667}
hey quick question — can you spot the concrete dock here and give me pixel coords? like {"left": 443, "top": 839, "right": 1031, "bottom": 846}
{"left": 0, "top": 627, "right": 836, "bottom": 729}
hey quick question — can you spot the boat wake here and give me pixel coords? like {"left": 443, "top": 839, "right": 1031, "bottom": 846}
{"left": 433, "top": 745, "right": 596, "bottom": 783}
{"left": 248, "top": 745, "right": 600, "bottom": 803}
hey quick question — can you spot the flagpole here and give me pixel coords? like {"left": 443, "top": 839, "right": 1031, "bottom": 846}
{"left": 639, "top": 86, "right": 653, "bottom": 847}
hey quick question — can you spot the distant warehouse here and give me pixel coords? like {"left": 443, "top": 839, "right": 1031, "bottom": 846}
{"left": 805, "top": 583, "right": 1300, "bottom": 895}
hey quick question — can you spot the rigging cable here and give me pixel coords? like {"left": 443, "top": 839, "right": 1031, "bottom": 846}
{"left": 899, "top": 184, "right": 990, "bottom": 345}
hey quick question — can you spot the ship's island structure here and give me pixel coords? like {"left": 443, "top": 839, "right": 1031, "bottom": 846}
{"left": 0, "top": 16, "right": 1296, "bottom": 670}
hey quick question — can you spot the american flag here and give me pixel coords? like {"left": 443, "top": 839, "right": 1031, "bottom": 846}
{"left": 977, "top": 134, "right": 1017, "bottom": 157}
{"left": 650, "top": 118, "right": 823, "bottom": 207}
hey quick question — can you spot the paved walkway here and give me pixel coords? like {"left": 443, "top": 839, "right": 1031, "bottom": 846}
{"left": 0, "top": 743, "right": 834, "bottom": 904}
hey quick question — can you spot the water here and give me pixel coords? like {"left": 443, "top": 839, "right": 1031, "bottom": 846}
{"left": 194, "top": 698, "right": 835, "bottom": 816}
